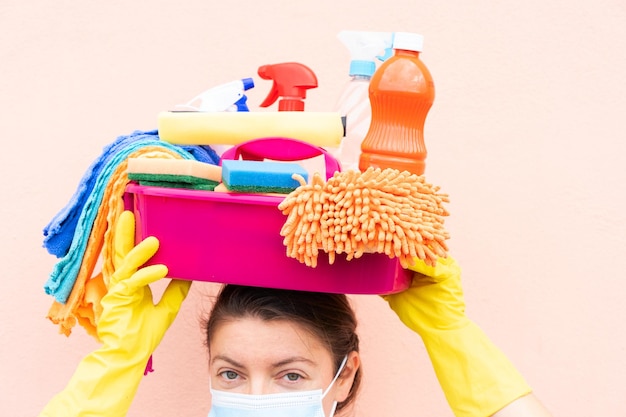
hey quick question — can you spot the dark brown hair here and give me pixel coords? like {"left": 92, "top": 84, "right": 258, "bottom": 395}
{"left": 205, "top": 284, "right": 361, "bottom": 412}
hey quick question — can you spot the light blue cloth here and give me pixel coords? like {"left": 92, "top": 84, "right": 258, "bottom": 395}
{"left": 43, "top": 130, "right": 198, "bottom": 303}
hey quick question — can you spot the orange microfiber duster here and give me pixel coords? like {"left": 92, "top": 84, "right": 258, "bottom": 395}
{"left": 278, "top": 167, "right": 450, "bottom": 268}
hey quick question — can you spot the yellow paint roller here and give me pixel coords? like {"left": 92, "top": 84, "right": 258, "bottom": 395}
{"left": 157, "top": 111, "right": 346, "bottom": 147}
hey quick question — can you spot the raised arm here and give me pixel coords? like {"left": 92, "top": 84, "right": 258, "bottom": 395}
{"left": 384, "top": 257, "right": 552, "bottom": 417}
{"left": 40, "top": 211, "right": 191, "bottom": 416}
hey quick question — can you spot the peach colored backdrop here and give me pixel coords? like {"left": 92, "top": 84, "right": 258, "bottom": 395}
{"left": 1, "top": 1, "right": 625, "bottom": 416}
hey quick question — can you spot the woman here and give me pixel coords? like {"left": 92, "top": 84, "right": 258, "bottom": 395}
{"left": 205, "top": 284, "right": 361, "bottom": 417}
{"left": 39, "top": 211, "right": 552, "bottom": 417}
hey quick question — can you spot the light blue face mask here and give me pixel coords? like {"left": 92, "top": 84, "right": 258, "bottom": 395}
{"left": 207, "top": 356, "right": 348, "bottom": 417}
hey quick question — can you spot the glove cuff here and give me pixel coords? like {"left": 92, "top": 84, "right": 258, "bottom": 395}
{"left": 38, "top": 346, "right": 147, "bottom": 417}
{"left": 421, "top": 321, "right": 532, "bottom": 417}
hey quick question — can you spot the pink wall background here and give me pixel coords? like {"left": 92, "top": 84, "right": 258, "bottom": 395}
{"left": 1, "top": 1, "right": 625, "bottom": 416}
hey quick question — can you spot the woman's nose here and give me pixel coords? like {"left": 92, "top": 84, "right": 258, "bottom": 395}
{"left": 248, "top": 378, "right": 272, "bottom": 395}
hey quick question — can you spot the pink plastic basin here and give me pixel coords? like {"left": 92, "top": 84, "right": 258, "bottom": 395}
{"left": 125, "top": 183, "right": 412, "bottom": 295}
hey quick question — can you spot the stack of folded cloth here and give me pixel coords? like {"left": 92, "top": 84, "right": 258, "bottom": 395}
{"left": 42, "top": 130, "right": 219, "bottom": 338}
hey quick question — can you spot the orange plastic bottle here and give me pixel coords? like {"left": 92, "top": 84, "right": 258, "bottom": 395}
{"left": 359, "top": 32, "right": 435, "bottom": 175}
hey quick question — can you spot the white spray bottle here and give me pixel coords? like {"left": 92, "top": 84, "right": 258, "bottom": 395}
{"left": 174, "top": 77, "right": 255, "bottom": 112}
{"left": 331, "top": 31, "right": 393, "bottom": 171}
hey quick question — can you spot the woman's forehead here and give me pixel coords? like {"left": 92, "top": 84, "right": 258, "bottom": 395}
{"left": 209, "top": 317, "right": 333, "bottom": 367}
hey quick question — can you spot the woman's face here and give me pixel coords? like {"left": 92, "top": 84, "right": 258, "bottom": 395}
{"left": 209, "top": 316, "right": 359, "bottom": 415}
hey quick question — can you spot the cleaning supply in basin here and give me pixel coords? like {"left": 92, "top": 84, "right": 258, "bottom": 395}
{"left": 174, "top": 78, "right": 255, "bottom": 112}
{"left": 331, "top": 30, "right": 393, "bottom": 171}
{"left": 278, "top": 167, "right": 449, "bottom": 268}
{"left": 258, "top": 62, "right": 318, "bottom": 111}
{"left": 158, "top": 111, "right": 345, "bottom": 147}
{"left": 127, "top": 158, "right": 222, "bottom": 190}
{"left": 221, "top": 159, "right": 308, "bottom": 193}
{"left": 359, "top": 32, "right": 435, "bottom": 175}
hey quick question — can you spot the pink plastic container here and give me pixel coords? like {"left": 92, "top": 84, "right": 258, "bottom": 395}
{"left": 124, "top": 138, "right": 412, "bottom": 294}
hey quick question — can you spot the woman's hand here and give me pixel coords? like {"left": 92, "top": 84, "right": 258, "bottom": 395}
{"left": 99, "top": 210, "right": 192, "bottom": 363}
{"left": 384, "top": 256, "right": 466, "bottom": 335}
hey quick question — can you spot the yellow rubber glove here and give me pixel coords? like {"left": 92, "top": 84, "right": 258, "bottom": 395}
{"left": 385, "top": 257, "right": 531, "bottom": 417}
{"left": 40, "top": 211, "right": 192, "bottom": 417}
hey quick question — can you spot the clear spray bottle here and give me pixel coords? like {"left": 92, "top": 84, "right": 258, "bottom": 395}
{"left": 331, "top": 31, "right": 393, "bottom": 171}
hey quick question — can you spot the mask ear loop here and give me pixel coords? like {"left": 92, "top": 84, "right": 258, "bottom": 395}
{"left": 323, "top": 355, "right": 349, "bottom": 397}
{"left": 322, "top": 355, "right": 349, "bottom": 417}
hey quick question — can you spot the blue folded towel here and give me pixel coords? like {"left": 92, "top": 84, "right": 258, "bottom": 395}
{"left": 43, "top": 130, "right": 200, "bottom": 303}
{"left": 42, "top": 131, "right": 219, "bottom": 258}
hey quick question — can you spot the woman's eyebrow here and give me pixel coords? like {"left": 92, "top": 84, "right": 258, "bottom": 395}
{"left": 211, "top": 355, "right": 245, "bottom": 368}
{"left": 271, "top": 356, "right": 316, "bottom": 368}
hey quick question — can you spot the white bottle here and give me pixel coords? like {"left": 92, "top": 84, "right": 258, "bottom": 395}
{"left": 331, "top": 31, "right": 393, "bottom": 171}
{"left": 174, "top": 77, "right": 255, "bottom": 112}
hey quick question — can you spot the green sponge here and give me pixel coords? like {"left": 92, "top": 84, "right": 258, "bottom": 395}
{"left": 127, "top": 157, "right": 222, "bottom": 190}
{"left": 129, "top": 174, "right": 219, "bottom": 190}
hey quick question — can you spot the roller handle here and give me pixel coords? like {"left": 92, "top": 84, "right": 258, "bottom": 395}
{"left": 220, "top": 137, "right": 341, "bottom": 180}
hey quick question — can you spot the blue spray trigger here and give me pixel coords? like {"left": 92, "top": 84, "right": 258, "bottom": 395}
{"left": 236, "top": 77, "right": 254, "bottom": 111}
{"left": 235, "top": 95, "right": 250, "bottom": 112}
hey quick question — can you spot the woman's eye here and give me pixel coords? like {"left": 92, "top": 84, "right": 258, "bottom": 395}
{"left": 284, "top": 373, "right": 302, "bottom": 382}
{"left": 220, "top": 370, "right": 239, "bottom": 380}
